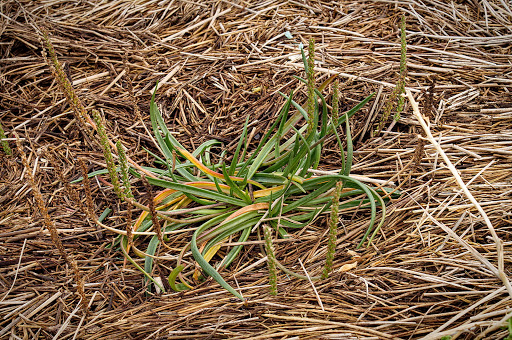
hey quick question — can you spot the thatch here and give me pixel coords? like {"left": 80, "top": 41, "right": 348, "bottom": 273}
{"left": 1, "top": 0, "right": 512, "bottom": 339}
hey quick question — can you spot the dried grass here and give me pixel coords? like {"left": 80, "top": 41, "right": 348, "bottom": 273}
{"left": 1, "top": 0, "right": 512, "bottom": 339}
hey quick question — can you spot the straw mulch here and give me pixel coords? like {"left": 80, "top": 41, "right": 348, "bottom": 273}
{"left": 1, "top": 0, "right": 512, "bottom": 339}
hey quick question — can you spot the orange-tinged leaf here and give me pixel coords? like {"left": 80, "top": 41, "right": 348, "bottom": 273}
{"left": 319, "top": 74, "right": 338, "bottom": 91}
{"left": 223, "top": 203, "right": 269, "bottom": 222}
{"left": 193, "top": 203, "right": 269, "bottom": 279}
{"left": 253, "top": 185, "right": 285, "bottom": 198}
{"left": 176, "top": 147, "right": 265, "bottom": 189}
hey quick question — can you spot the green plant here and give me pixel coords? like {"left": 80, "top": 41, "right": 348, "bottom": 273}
{"left": 264, "top": 225, "right": 278, "bottom": 295}
{"left": 374, "top": 14, "right": 407, "bottom": 135}
{"left": 306, "top": 38, "right": 316, "bottom": 136}
{"left": 93, "top": 110, "right": 121, "bottom": 198}
{"left": 322, "top": 81, "right": 342, "bottom": 280}
{"left": 116, "top": 140, "right": 135, "bottom": 246}
{"left": 116, "top": 140, "right": 134, "bottom": 200}
{"left": 0, "top": 121, "right": 11, "bottom": 155}
{"left": 504, "top": 316, "right": 512, "bottom": 340}
{"left": 87, "top": 40, "right": 397, "bottom": 300}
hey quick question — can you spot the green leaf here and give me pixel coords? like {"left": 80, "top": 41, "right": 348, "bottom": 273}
{"left": 120, "top": 236, "right": 165, "bottom": 292}
{"left": 217, "top": 227, "right": 251, "bottom": 270}
{"left": 229, "top": 115, "right": 250, "bottom": 176}
{"left": 221, "top": 164, "right": 252, "bottom": 204}
{"left": 300, "top": 44, "right": 308, "bottom": 73}
{"left": 144, "top": 235, "right": 161, "bottom": 292}
{"left": 343, "top": 106, "right": 353, "bottom": 176}
{"left": 168, "top": 265, "right": 189, "bottom": 291}
{"left": 282, "top": 179, "right": 336, "bottom": 214}
{"left": 146, "top": 177, "right": 246, "bottom": 207}
{"left": 205, "top": 213, "right": 260, "bottom": 249}
{"left": 275, "top": 91, "right": 294, "bottom": 159}
{"left": 191, "top": 220, "right": 246, "bottom": 301}
{"left": 282, "top": 126, "right": 312, "bottom": 179}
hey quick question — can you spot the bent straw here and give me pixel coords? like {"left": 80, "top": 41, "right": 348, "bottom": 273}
{"left": 406, "top": 89, "right": 512, "bottom": 299}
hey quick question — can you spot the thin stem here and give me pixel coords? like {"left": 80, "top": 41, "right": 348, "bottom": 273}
{"left": 264, "top": 225, "right": 278, "bottom": 295}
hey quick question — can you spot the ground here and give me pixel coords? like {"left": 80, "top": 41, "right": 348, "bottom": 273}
{"left": 1, "top": 1, "right": 512, "bottom": 339}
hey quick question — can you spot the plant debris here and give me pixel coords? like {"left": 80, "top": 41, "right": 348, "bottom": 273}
{"left": 1, "top": 1, "right": 512, "bottom": 339}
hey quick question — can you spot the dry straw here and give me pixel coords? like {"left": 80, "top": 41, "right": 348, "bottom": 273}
{"left": 40, "top": 27, "right": 91, "bottom": 132}
{"left": 407, "top": 89, "right": 512, "bottom": 300}
{"left": 15, "top": 138, "right": 88, "bottom": 312}
{"left": 3, "top": 0, "right": 512, "bottom": 338}
{"left": 374, "top": 14, "right": 407, "bottom": 135}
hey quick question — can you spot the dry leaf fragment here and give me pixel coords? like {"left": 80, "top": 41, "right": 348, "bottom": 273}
{"left": 347, "top": 250, "right": 358, "bottom": 257}
{"left": 339, "top": 261, "right": 358, "bottom": 272}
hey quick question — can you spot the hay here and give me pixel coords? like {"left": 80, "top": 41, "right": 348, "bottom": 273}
{"left": 1, "top": 0, "right": 511, "bottom": 338}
